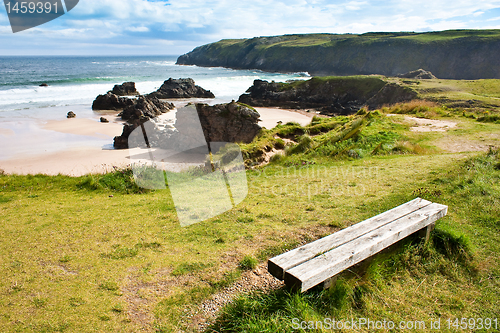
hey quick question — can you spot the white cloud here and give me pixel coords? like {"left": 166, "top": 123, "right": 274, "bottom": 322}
{"left": 1, "top": 0, "right": 500, "bottom": 54}
{"left": 126, "top": 26, "right": 150, "bottom": 32}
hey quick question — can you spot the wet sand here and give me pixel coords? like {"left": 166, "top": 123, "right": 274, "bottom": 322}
{"left": 0, "top": 107, "right": 314, "bottom": 176}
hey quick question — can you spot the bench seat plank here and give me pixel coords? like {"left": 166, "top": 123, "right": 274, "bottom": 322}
{"left": 268, "top": 198, "right": 433, "bottom": 279}
{"left": 284, "top": 203, "right": 447, "bottom": 292}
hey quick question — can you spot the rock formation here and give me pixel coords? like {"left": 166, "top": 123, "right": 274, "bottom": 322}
{"left": 111, "top": 82, "right": 139, "bottom": 96}
{"left": 177, "top": 31, "right": 500, "bottom": 79}
{"left": 113, "top": 101, "right": 261, "bottom": 149}
{"left": 100, "top": 117, "right": 109, "bottom": 123}
{"left": 238, "top": 77, "right": 416, "bottom": 116}
{"left": 397, "top": 69, "right": 437, "bottom": 80}
{"left": 113, "top": 96, "right": 175, "bottom": 149}
{"left": 67, "top": 111, "right": 76, "bottom": 118}
{"left": 92, "top": 92, "right": 135, "bottom": 110}
{"left": 366, "top": 83, "right": 418, "bottom": 108}
{"left": 118, "top": 95, "right": 174, "bottom": 121}
{"left": 148, "top": 78, "right": 215, "bottom": 99}
{"left": 195, "top": 101, "right": 261, "bottom": 144}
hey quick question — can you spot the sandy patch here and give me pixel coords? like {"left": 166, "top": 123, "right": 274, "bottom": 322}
{"left": 254, "top": 107, "right": 314, "bottom": 129}
{"left": 0, "top": 107, "right": 315, "bottom": 176}
{"left": 0, "top": 128, "right": 15, "bottom": 136}
{"left": 43, "top": 117, "right": 123, "bottom": 139}
{"left": 0, "top": 147, "right": 131, "bottom": 176}
{"left": 404, "top": 116, "right": 457, "bottom": 132}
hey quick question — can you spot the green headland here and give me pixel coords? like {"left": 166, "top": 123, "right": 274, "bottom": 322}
{"left": 177, "top": 30, "right": 500, "bottom": 79}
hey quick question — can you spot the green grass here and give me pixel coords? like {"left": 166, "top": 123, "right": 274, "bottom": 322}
{"left": 1, "top": 88, "right": 500, "bottom": 331}
{"left": 393, "top": 78, "right": 500, "bottom": 110}
{"left": 208, "top": 149, "right": 500, "bottom": 332}
{"left": 214, "top": 30, "right": 500, "bottom": 49}
{"left": 239, "top": 256, "right": 258, "bottom": 270}
{"left": 279, "top": 76, "right": 387, "bottom": 99}
{"left": 1, "top": 148, "right": 499, "bottom": 331}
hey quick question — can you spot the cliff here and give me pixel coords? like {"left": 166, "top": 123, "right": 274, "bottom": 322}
{"left": 177, "top": 30, "right": 500, "bottom": 80}
{"left": 238, "top": 76, "right": 417, "bottom": 115}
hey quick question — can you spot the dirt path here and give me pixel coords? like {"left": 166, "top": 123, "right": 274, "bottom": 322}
{"left": 390, "top": 115, "right": 498, "bottom": 153}
{"left": 405, "top": 116, "right": 457, "bottom": 132}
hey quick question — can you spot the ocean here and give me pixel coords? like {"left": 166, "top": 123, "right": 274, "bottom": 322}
{"left": 0, "top": 55, "right": 309, "bottom": 119}
{"left": 0, "top": 56, "right": 310, "bottom": 162}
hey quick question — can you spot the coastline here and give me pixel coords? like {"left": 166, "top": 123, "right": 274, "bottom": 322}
{"left": 0, "top": 106, "right": 313, "bottom": 176}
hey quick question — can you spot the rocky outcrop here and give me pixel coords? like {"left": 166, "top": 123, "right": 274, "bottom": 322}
{"left": 111, "top": 82, "right": 139, "bottom": 96}
{"left": 195, "top": 101, "right": 261, "bottom": 144}
{"left": 148, "top": 78, "right": 215, "bottom": 99}
{"left": 397, "top": 69, "right": 437, "bottom": 79}
{"left": 113, "top": 96, "right": 175, "bottom": 149}
{"left": 92, "top": 92, "right": 135, "bottom": 110}
{"left": 238, "top": 77, "right": 415, "bottom": 115}
{"left": 177, "top": 30, "right": 500, "bottom": 80}
{"left": 114, "top": 101, "right": 261, "bottom": 149}
{"left": 366, "top": 83, "right": 418, "bottom": 108}
{"left": 118, "top": 95, "right": 174, "bottom": 121}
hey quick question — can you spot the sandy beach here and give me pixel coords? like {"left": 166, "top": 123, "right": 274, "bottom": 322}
{"left": 0, "top": 106, "right": 313, "bottom": 176}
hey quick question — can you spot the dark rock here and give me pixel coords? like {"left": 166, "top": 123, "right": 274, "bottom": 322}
{"left": 238, "top": 78, "right": 418, "bottom": 116}
{"left": 39, "top": 83, "right": 48, "bottom": 87}
{"left": 366, "top": 83, "right": 418, "bottom": 108}
{"left": 119, "top": 95, "right": 174, "bottom": 121}
{"left": 112, "top": 96, "right": 174, "bottom": 149}
{"left": 113, "top": 101, "right": 261, "bottom": 150}
{"left": 67, "top": 111, "right": 76, "bottom": 118}
{"left": 397, "top": 69, "right": 437, "bottom": 79}
{"left": 111, "top": 82, "right": 139, "bottom": 96}
{"left": 148, "top": 78, "right": 215, "bottom": 99}
{"left": 195, "top": 101, "right": 261, "bottom": 144}
{"left": 100, "top": 117, "right": 109, "bottom": 123}
{"left": 114, "top": 123, "right": 136, "bottom": 149}
{"left": 92, "top": 92, "right": 135, "bottom": 110}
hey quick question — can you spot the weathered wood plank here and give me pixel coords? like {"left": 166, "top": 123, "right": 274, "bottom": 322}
{"left": 284, "top": 203, "right": 447, "bottom": 292}
{"left": 268, "top": 198, "right": 432, "bottom": 279}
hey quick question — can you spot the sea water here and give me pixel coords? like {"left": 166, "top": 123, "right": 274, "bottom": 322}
{"left": 0, "top": 55, "right": 309, "bottom": 119}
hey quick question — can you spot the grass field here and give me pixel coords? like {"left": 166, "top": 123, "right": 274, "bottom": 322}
{"left": 1, "top": 79, "right": 500, "bottom": 332}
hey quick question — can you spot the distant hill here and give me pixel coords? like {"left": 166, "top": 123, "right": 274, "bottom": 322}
{"left": 176, "top": 30, "right": 500, "bottom": 79}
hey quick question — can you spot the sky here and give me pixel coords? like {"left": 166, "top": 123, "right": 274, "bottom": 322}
{"left": 0, "top": 0, "right": 500, "bottom": 56}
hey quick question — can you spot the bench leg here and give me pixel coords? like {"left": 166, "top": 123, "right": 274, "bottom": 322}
{"left": 418, "top": 222, "right": 435, "bottom": 243}
{"left": 323, "top": 275, "right": 337, "bottom": 289}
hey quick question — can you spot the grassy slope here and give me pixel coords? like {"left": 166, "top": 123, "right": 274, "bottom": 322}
{"left": 178, "top": 30, "right": 500, "bottom": 79}
{"left": 1, "top": 79, "right": 500, "bottom": 332}
{"left": 214, "top": 30, "right": 500, "bottom": 49}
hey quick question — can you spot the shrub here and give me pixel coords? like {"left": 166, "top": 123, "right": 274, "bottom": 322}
{"left": 239, "top": 255, "right": 258, "bottom": 270}
{"left": 286, "top": 134, "right": 314, "bottom": 155}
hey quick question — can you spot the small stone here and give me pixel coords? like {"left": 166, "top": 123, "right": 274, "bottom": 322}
{"left": 67, "top": 111, "right": 76, "bottom": 118}
{"left": 100, "top": 117, "right": 109, "bottom": 123}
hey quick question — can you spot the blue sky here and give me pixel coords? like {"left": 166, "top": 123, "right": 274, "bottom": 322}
{"left": 1, "top": 0, "right": 500, "bottom": 56}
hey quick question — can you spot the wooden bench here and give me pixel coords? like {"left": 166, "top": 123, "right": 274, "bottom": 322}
{"left": 268, "top": 198, "right": 448, "bottom": 292}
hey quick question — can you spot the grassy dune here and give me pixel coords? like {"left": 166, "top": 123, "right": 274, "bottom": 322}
{"left": 1, "top": 79, "right": 500, "bottom": 332}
